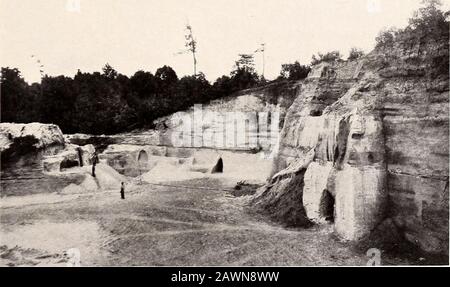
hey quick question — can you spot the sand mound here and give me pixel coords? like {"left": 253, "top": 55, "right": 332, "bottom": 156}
{"left": 59, "top": 163, "right": 127, "bottom": 193}
{"left": 141, "top": 160, "right": 205, "bottom": 183}
{"left": 79, "top": 164, "right": 127, "bottom": 191}
{"left": 61, "top": 183, "right": 85, "bottom": 194}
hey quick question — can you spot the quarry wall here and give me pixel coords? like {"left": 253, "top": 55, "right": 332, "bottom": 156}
{"left": 252, "top": 30, "right": 449, "bottom": 255}
{"left": 0, "top": 123, "right": 93, "bottom": 196}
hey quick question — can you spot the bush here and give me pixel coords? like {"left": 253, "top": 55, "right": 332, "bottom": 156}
{"left": 375, "top": 27, "right": 398, "bottom": 49}
{"left": 375, "top": 1, "right": 448, "bottom": 49}
{"left": 348, "top": 47, "right": 365, "bottom": 61}
{"left": 311, "top": 51, "right": 343, "bottom": 65}
{"left": 408, "top": 0, "right": 448, "bottom": 36}
{"left": 279, "top": 61, "right": 311, "bottom": 80}
{"left": 229, "top": 54, "right": 259, "bottom": 91}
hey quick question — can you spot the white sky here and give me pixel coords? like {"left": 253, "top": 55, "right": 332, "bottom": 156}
{"left": 1, "top": 0, "right": 449, "bottom": 84}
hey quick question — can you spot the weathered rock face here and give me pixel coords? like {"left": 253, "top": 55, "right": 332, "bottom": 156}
{"left": 0, "top": 123, "right": 65, "bottom": 155}
{"left": 0, "top": 123, "right": 70, "bottom": 196}
{"left": 154, "top": 83, "right": 298, "bottom": 152}
{"left": 252, "top": 30, "right": 449, "bottom": 255}
{"left": 0, "top": 123, "right": 96, "bottom": 196}
{"left": 376, "top": 32, "right": 449, "bottom": 254}
{"left": 42, "top": 144, "right": 95, "bottom": 173}
{"left": 100, "top": 144, "right": 272, "bottom": 184}
{"left": 99, "top": 144, "right": 166, "bottom": 177}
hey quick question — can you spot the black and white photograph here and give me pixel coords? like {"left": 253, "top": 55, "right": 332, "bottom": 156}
{"left": 0, "top": 0, "right": 449, "bottom": 270}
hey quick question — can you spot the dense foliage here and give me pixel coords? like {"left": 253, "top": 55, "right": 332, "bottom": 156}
{"left": 311, "top": 51, "right": 343, "bottom": 65}
{"left": 278, "top": 61, "right": 311, "bottom": 81}
{"left": 347, "top": 48, "right": 365, "bottom": 61}
{"left": 375, "top": 0, "right": 449, "bottom": 49}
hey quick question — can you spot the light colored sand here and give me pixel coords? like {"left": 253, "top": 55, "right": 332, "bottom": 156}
{"left": 0, "top": 179, "right": 380, "bottom": 266}
{"left": 142, "top": 161, "right": 206, "bottom": 183}
{"left": 0, "top": 220, "right": 108, "bottom": 266}
{"left": 1, "top": 192, "right": 83, "bottom": 209}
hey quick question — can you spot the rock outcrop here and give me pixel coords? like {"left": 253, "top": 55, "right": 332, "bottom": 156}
{"left": 153, "top": 83, "right": 298, "bottom": 152}
{"left": 252, "top": 27, "right": 449, "bottom": 255}
{"left": 0, "top": 123, "right": 65, "bottom": 156}
{"left": 0, "top": 123, "right": 96, "bottom": 196}
{"left": 1, "top": 123, "right": 69, "bottom": 196}
{"left": 42, "top": 144, "right": 95, "bottom": 173}
{"left": 100, "top": 144, "right": 272, "bottom": 184}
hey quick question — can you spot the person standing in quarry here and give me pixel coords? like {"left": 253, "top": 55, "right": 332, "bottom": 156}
{"left": 91, "top": 150, "right": 99, "bottom": 177}
{"left": 120, "top": 182, "right": 125, "bottom": 199}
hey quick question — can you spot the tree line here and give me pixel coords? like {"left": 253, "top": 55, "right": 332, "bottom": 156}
{"left": 1, "top": 54, "right": 304, "bottom": 135}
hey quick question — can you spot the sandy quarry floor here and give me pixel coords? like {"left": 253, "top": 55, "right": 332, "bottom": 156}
{"left": 0, "top": 178, "right": 416, "bottom": 266}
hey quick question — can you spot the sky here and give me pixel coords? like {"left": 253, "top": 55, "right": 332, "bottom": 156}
{"left": 1, "top": 0, "right": 449, "bottom": 84}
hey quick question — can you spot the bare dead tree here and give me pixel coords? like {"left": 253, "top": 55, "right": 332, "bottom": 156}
{"left": 254, "top": 43, "right": 266, "bottom": 79}
{"left": 174, "top": 24, "right": 198, "bottom": 76}
{"left": 184, "top": 24, "right": 197, "bottom": 76}
{"left": 31, "top": 54, "right": 45, "bottom": 98}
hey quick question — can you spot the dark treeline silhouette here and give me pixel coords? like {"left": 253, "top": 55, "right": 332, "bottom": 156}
{"left": 1, "top": 55, "right": 310, "bottom": 134}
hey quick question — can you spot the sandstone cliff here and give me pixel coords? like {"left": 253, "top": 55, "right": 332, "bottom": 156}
{"left": 0, "top": 123, "right": 96, "bottom": 196}
{"left": 252, "top": 27, "right": 449, "bottom": 255}
{"left": 0, "top": 123, "right": 65, "bottom": 155}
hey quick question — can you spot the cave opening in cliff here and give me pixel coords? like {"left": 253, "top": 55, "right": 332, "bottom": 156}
{"left": 351, "top": 133, "right": 363, "bottom": 139}
{"left": 60, "top": 158, "right": 79, "bottom": 171}
{"left": 137, "top": 150, "right": 148, "bottom": 169}
{"left": 211, "top": 157, "right": 223, "bottom": 173}
{"left": 319, "top": 189, "right": 335, "bottom": 223}
{"left": 310, "top": 110, "right": 322, "bottom": 117}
